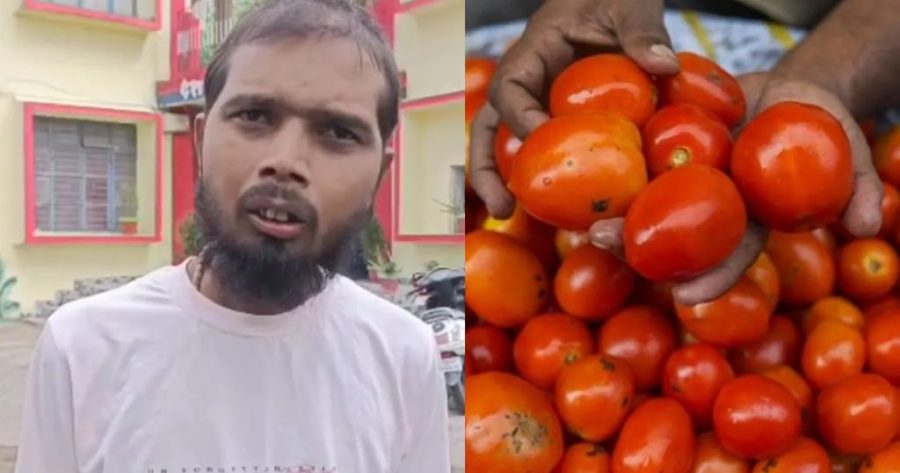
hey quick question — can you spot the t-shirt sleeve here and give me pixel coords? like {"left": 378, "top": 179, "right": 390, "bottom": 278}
{"left": 15, "top": 323, "right": 79, "bottom": 473}
{"left": 398, "top": 338, "right": 452, "bottom": 473}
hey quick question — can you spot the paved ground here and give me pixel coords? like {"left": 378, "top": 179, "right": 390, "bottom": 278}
{"left": 0, "top": 320, "right": 464, "bottom": 473}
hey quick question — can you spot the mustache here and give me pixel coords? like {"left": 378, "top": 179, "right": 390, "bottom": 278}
{"left": 238, "top": 182, "right": 318, "bottom": 226}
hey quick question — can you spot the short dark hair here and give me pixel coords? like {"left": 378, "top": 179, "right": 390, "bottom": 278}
{"left": 204, "top": 0, "right": 400, "bottom": 143}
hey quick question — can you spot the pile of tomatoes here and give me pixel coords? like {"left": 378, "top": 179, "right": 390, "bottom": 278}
{"left": 464, "top": 50, "right": 900, "bottom": 472}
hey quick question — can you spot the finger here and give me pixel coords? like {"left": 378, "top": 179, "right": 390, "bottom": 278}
{"left": 469, "top": 103, "right": 515, "bottom": 219}
{"left": 612, "top": 0, "right": 680, "bottom": 76}
{"left": 841, "top": 120, "right": 883, "bottom": 237}
{"left": 588, "top": 218, "right": 625, "bottom": 260}
{"left": 672, "top": 221, "right": 768, "bottom": 306}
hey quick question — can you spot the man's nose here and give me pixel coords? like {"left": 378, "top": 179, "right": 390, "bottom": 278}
{"left": 257, "top": 121, "right": 312, "bottom": 186}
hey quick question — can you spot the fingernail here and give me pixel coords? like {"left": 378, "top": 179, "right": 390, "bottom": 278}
{"left": 650, "top": 44, "right": 678, "bottom": 63}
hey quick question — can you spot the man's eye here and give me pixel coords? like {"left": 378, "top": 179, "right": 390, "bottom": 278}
{"left": 323, "top": 125, "right": 360, "bottom": 143}
{"left": 235, "top": 109, "right": 270, "bottom": 124}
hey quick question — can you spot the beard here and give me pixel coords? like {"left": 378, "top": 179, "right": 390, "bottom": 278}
{"left": 192, "top": 178, "right": 369, "bottom": 312}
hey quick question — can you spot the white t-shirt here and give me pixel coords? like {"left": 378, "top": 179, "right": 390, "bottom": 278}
{"left": 14, "top": 262, "right": 450, "bottom": 473}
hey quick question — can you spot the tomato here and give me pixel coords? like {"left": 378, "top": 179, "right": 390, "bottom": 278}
{"left": 811, "top": 227, "right": 838, "bottom": 254}
{"left": 623, "top": 165, "right": 747, "bottom": 281}
{"left": 860, "top": 119, "right": 878, "bottom": 145}
{"left": 643, "top": 104, "right": 732, "bottom": 177}
{"left": 465, "top": 350, "right": 473, "bottom": 377}
{"left": 802, "top": 320, "right": 865, "bottom": 390}
{"left": 675, "top": 278, "right": 772, "bottom": 348}
{"left": 599, "top": 305, "right": 677, "bottom": 391}
{"left": 761, "top": 366, "right": 814, "bottom": 432}
{"left": 713, "top": 375, "right": 802, "bottom": 459}
{"left": 555, "top": 246, "right": 635, "bottom": 321}
{"left": 509, "top": 114, "right": 647, "bottom": 230}
{"left": 880, "top": 182, "right": 900, "bottom": 239}
{"left": 866, "top": 296, "right": 900, "bottom": 318}
{"left": 689, "top": 431, "right": 750, "bottom": 473}
{"left": 633, "top": 279, "right": 676, "bottom": 314}
{"left": 729, "top": 316, "right": 801, "bottom": 374}
{"left": 466, "top": 230, "right": 549, "bottom": 327}
{"left": 830, "top": 453, "right": 864, "bottom": 473}
{"left": 555, "top": 354, "right": 636, "bottom": 442}
{"left": 866, "top": 308, "right": 900, "bottom": 385}
{"left": 466, "top": 372, "right": 564, "bottom": 472}
{"left": 836, "top": 238, "right": 900, "bottom": 302}
{"left": 861, "top": 442, "right": 900, "bottom": 473}
{"left": 744, "top": 252, "right": 781, "bottom": 309}
{"left": 466, "top": 197, "right": 489, "bottom": 233}
{"left": 662, "top": 343, "right": 735, "bottom": 428}
{"left": 466, "top": 91, "right": 487, "bottom": 124}
{"left": 514, "top": 313, "right": 595, "bottom": 390}
{"left": 766, "top": 231, "right": 835, "bottom": 306}
{"left": 465, "top": 57, "right": 496, "bottom": 98}
{"left": 803, "top": 296, "right": 865, "bottom": 334}
{"left": 612, "top": 398, "right": 696, "bottom": 473}
{"left": 731, "top": 102, "right": 854, "bottom": 232}
{"left": 555, "top": 228, "right": 590, "bottom": 260}
{"left": 556, "top": 443, "right": 611, "bottom": 473}
{"left": 550, "top": 54, "right": 656, "bottom": 127}
{"left": 494, "top": 123, "right": 522, "bottom": 184}
{"left": 657, "top": 52, "right": 746, "bottom": 127}
{"left": 482, "top": 202, "right": 559, "bottom": 271}
{"left": 751, "top": 437, "right": 830, "bottom": 473}
{"left": 467, "top": 325, "right": 514, "bottom": 374}
{"left": 874, "top": 126, "right": 900, "bottom": 188}
{"left": 817, "top": 373, "right": 899, "bottom": 455}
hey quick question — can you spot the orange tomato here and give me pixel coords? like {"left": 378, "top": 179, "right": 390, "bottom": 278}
{"left": 744, "top": 252, "right": 781, "bottom": 309}
{"left": 750, "top": 437, "right": 830, "bottom": 473}
{"left": 494, "top": 123, "right": 522, "bottom": 184}
{"left": 728, "top": 316, "right": 801, "bottom": 374}
{"left": 555, "top": 228, "right": 590, "bottom": 260}
{"left": 466, "top": 230, "right": 549, "bottom": 327}
{"left": 836, "top": 238, "right": 900, "bottom": 302}
{"left": 761, "top": 365, "right": 814, "bottom": 432}
{"left": 662, "top": 343, "right": 735, "bottom": 428}
{"left": 599, "top": 305, "right": 677, "bottom": 391}
{"left": 612, "top": 398, "right": 696, "bottom": 473}
{"left": 860, "top": 441, "right": 900, "bottom": 473}
{"left": 481, "top": 202, "right": 559, "bottom": 270}
{"left": 554, "top": 246, "right": 635, "bottom": 321}
{"left": 509, "top": 114, "right": 647, "bottom": 230}
{"left": 556, "top": 443, "right": 611, "bottom": 473}
{"left": 465, "top": 57, "right": 496, "bottom": 97}
{"left": 513, "top": 313, "right": 595, "bottom": 390}
{"left": 467, "top": 324, "right": 514, "bottom": 374}
{"left": 817, "top": 373, "right": 899, "bottom": 455}
{"left": 550, "top": 54, "right": 657, "bottom": 127}
{"left": 866, "top": 308, "right": 900, "bottom": 385}
{"left": 466, "top": 372, "right": 564, "bottom": 472}
{"left": 657, "top": 52, "right": 746, "bottom": 127}
{"left": 803, "top": 296, "right": 865, "bottom": 334}
{"left": 675, "top": 278, "right": 772, "bottom": 348}
{"left": 642, "top": 104, "right": 732, "bottom": 177}
{"left": 810, "top": 226, "right": 838, "bottom": 253}
{"left": 689, "top": 431, "right": 750, "bottom": 473}
{"left": 880, "top": 181, "right": 900, "bottom": 239}
{"left": 874, "top": 126, "right": 900, "bottom": 188}
{"left": 555, "top": 354, "right": 636, "bottom": 442}
{"left": 766, "top": 231, "right": 835, "bottom": 306}
{"left": 801, "top": 320, "right": 865, "bottom": 390}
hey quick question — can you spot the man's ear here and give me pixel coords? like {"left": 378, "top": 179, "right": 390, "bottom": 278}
{"left": 193, "top": 113, "right": 207, "bottom": 178}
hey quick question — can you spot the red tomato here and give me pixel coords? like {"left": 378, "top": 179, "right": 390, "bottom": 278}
{"left": 761, "top": 366, "right": 814, "bottom": 432}
{"left": 811, "top": 227, "right": 838, "bottom": 254}
{"left": 555, "top": 246, "right": 635, "bottom": 321}
{"left": 662, "top": 344, "right": 735, "bottom": 428}
{"left": 509, "top": 114, "right": 647, "bottom": 230}
{"left": 865, "top": 296, "right": 900, "bottom": 318}
{"left": 466, "top": 91, "right": 487, "bottom": 124}
{"left": 874, "top": 126, "right": 900, "bottom": 188}
{"left": 880, "top": 182, "right": 900, "bottom": 239}
{"left": 731, "top": 102, "right": 854, "bottom": 232}
{"left": 465, "top": 57, "right": 496, "bottom": 97}
{"left": 555, "top": 228, "right": 589, "bottom": 260}
{"left": 657, "top": 52, "right": 746, "bottom": 127}
{"left": 744, "top": 252, "right": 781, "bottom": 309}
{"left": 750, "top": 437, "right": 830, "bottom": 473}
{"left": 861, "top": 441, "right": 900, "bottom": 473}
{"left": 466, "top": 372, "right": 564, "bottom": 472}
{"left": 557, "top": 443, "right": 611, "bottom": 473}
{"left": 689, "top": 431, "right": 750, "bottom": 473}
{"left": 713, "top": 375, "right": 802, "bottom": 459}
{"left": 465, "top": 351, "right": 473, "bottom": 377}
{"left": 817, "top": 373, "right": 899, "bottom": 455}
{"left": 466, "top": 230, "right": 549, "bottom": 327}
{"left": 633, "top": 279, "right": 676, "bottom": 314}
{"left": 623, "top": 165, "right": 746, "bottom": 281}
{"left": 803, "top": 296, "right": 865, "bottom": 334}
{"left": 836, "top": 238, "right": 900, "bottom": 302}
{"left": 550, "top": 54, "right": 657, "bottom": 127}
{"left": 481, "top": 202, "right": 558, "bottom": 271}
{"left": 612, "top": 398, "right": 696, "bottom": 473}
{"left": 675, "top": 278, "right": 772, "bottom": 348}
{"left": 802, "top": 319, "right": 865, "bottom": 390}
{"left": 513, "top": 313, "right": 595, "bottom": 390}
{"left": 494, "top": 123, "right": 522, "bottom": 184}
{"left": 766, "top": 231, "right": 836, "bottom": 306}
{"left": 830, "top": 453, "right": 865, "bottom": 473}
{"left": 599, "top": 306, "right": 677, "bottom": 391}
{"left": 728, "top": 316, "right": 801, "bottom": 374}
{"left": 866, "top": 308, "right": 900, "bottom": 385}
{"left": 643, "top": 104, "right": 732, "bottom": 177}
{"left": 467, "top": 325, "right": 514, "bottom": 374}
{"left": 555, "top": 354, "right": 636, "bottom": 442}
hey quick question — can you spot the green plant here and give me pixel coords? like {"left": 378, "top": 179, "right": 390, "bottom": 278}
{"left": 180, "top": 214, "right": 206, "bottom": 257}
{"left": 0, "top": 260, "right": 21, "bottom": 320}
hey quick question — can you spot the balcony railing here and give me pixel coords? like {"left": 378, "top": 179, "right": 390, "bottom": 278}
{"left": 174, "top": 0, "right": 246, "bottom": 77}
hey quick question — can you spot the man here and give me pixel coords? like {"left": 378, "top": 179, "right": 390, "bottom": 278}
{"left": 469, "top": 0, "right": 900, "bottom": 305}
{"left": 15, "top": 0, "right": 451, "bottom": 471}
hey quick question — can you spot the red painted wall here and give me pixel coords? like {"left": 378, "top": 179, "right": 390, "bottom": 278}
{"left": 171, "top": 118, "right": 197, "bottom": 263}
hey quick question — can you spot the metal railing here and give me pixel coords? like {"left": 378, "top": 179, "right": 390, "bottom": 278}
{"left": 174, "top": 0, "right": 238, "bottom": 76}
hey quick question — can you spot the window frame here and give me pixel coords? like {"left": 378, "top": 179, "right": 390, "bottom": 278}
{"left": 22, "top": 0, "right": 162, "bottom": 32}
{"left": 23, "top": 103, "right": 163, "bottom": 245}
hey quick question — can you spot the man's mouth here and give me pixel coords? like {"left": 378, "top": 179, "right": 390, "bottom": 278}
{"left": 248, "top": 207, "right": 305, "bottom": 240}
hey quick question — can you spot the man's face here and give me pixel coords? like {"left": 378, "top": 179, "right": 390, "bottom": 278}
{"left": 193, "top": 37, "right": 388, "bottom": 307}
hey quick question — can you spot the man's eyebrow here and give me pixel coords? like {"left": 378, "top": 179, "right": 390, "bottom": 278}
{"left": 220, "top": 93, "right": 377, "bottom": 139}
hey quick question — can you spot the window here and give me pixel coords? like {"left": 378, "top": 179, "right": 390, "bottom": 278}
{"left": 33, "top": 117, "right": 138, "bottom": 234}
{"left": 449, "top": 165, "right": 465, "bottom": 234}
{"left": 36, "top": 0, "right": 157, "bottom": 21}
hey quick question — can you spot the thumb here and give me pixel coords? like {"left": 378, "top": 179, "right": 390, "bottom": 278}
{"left": 614, "top": 2, "right": 680, "bottom": 76}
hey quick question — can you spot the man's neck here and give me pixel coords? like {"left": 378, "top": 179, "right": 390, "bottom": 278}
{"left": 188, "top": 257, "right": 293, "bottom": 316}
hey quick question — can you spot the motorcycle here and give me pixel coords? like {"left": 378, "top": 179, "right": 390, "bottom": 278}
{"left": 408, "top": 267, "right": 466, "bottom": 415}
